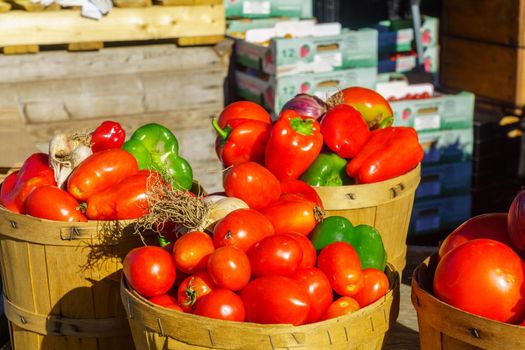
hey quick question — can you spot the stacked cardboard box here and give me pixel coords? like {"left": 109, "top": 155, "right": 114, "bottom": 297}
{"left": 379, "top": 81, "right": 475, "bottom": 239}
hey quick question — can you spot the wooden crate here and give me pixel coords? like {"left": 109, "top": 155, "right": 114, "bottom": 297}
{"left": 440, "top": 36, "right": 525, "bottom": 107}
{"left": 0, "top": 42, "right": 231, "bottom": 192}
{"left": 0, "top": 2, "right": 225, "bottom": 54}
{"left": 442, "top": 0, "right": 525, "bottom": 46}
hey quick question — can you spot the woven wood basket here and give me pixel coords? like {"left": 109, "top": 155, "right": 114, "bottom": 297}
{"left": 121, "top": 265, "right": 400, "bottom": 350}
{"left": 411, "top": 255, "right": 525, "bottom": 349}
{"left": 313, "top": 164, "right": 421, "bottom": 274}
{"left": 0, "top": 205, "right": 157, "bottom": 350}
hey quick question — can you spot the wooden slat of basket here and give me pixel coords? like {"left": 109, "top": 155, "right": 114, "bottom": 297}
{"left": 113, "top": 0, "right": 151, "bottom": 8}
{"left": 0, "top": 0, "right": 11, "bottom": 12}
{"left": 7, "top": 0, "right": 60, "bottom": 11}
{"left": 2, "top": 45, "right": 39, "bottom": 55}
{"left": 0, "top": 5, "right": 225, "bottom": 47}
{"left": 68, "top": 42, "right": 104, "bottom": 51}
{"left": 176, "top": 35, "right": 225, "bottom": 46}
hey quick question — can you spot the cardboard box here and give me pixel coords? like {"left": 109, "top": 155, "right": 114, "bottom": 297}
{"left": 235, "top": 67, "right": 377, "bottom": 116}
{"left": 419, "top": 127, "right": 473, "bottom": 164}
{"left": 416, "top": 161, "right": 472, "bottom": 199}
{"left": 234, "top": 25, "right": 377, "bottom": 76}
{"left": 225, "top": 0, "right": 312, "bottom": 19}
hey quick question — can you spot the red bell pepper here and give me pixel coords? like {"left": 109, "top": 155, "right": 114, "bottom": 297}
{"left": 91, "top": 121, "right": 126, "bottom": 153}
{"left": 265, "top": 110, "right": 323, "bottom": 181}
{"left": 0, "top": 153, "right": 56, "bottom": 214}
{"left": 85, "top": 170, "right": 160, "bottom": 220}
{"left": 212, "top": 118, "right": 272, "bottom": 167}
{"left": 346, "top": 126, "right": 423, "bottom": 183}
{"left": 320, "top": 104, "right": 370, "bottom": 158}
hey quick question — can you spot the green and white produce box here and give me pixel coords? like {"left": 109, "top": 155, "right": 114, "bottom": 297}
{"left": 225, "top": 0, "right": 312, "bottom": 19}
{"left": 235, "top": 25, "right": 378, "bottom": 76}
{"left": 236, "top": 67, "right": 377, "bottom": 117}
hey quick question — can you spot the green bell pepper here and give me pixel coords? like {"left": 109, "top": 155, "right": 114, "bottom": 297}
{"left": 310, "top": 216, "right": 387, "bottom": 271}
{"left": 122, "top": 123, "right": 193, "bottom": 190}
{"left": 300, "top": 152, "right": 352, "bottom": 186}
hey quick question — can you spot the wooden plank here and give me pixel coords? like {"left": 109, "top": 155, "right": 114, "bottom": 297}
{"left": 113, "top": 0, "right": 151, "bottom": 7}
{"left": 2, "top": 45, "right": 39, "bottom": 55}
{"left": 0, "top": 5, "right": 225, "bottom": 47}
{"left": 440, "top": 36, "right": 525, "bottom": 106}
{"left": 158, "top": 0, "right": 221, "bottom": 5}
{"left": 0, "top": 1, "right": 11, "bottom": 12}
{"left": 442, "top": 0, "right": 525, "bottom": 47}
{"left": 11, "top": 324, "right": 40, "bottom": 350}
{"left": 67, "top": 42, "right": 104, "bottom": 51}
{"left": 0, "top": 43, "right": 231, "bottom": 83}
{"left": 7, "top": 0, "right": 60, "bottom": 11}
{"left": 176, "top": 35, "right": 225, "bottom": 46}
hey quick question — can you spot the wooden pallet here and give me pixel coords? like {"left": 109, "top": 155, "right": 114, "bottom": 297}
{"left": 0, "top": 3, "right": 225, "bottom": 54}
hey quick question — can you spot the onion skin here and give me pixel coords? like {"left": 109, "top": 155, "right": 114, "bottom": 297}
{"left": 508, "top": 190, "right": 525, "bottom": 255}
{"left": 202, "top": 196, "right": 249, "bottom": 230}
{"left": 281, "top": 94, "right": 327, "bottom": 120}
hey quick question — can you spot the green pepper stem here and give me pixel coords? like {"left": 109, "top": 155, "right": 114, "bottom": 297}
{"left": 212, "top": 119, "right": 231, "bottom": 141}
{"left": 289, "top": 117, "right": 314, "bottom": 136}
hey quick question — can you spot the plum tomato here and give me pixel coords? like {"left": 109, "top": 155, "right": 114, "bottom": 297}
{"left": 172, "top": 231, "right": 215, "bottom": 274}
{"left": 247, "top": 234, "right": 303, "bottom": 278}
{"left": 317, "top": 242, "right": 363, "bottom": 297}
{"left": 194, "top": 289, "right": 245, "bottom": 322}
{"left": 207, "top": 246, "right": 251, "bottom": 291}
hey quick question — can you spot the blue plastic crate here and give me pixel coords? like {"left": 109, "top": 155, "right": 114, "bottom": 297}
{"left": 418, "top": 128, "right": 473, "bottom": 164}
{"left": 416, "top": 162, "right": 472, "bottom": 199}
{"left": 409, "top": 194, "right": 472, "bottom": 236}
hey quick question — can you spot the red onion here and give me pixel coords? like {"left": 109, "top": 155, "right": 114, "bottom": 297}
{"left": 281, "top": 94, "right": 327, "bottom": 120}
{"left": 508, "top": 189, "right": 525, "bottom": 255}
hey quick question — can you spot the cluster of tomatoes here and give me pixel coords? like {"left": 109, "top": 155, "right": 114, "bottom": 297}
{"left": 123, "top": 158, "right": 390, "bottom": 326}
{"left": 386, "top": 91, "right": 432, "bottom": 102}
{"left": 432, "top": 189, "right": 525, "bottom": 325}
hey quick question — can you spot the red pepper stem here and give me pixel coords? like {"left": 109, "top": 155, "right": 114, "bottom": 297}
{"left": 289, "top": 117, "right": 314, "bottom": 136}
{"left": 212, "top": 119, "right": 232, "bottom": 141}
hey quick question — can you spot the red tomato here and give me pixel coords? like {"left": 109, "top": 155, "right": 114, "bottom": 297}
{"left": 172, "top": 231, "right": 215, "bottom": 274}
{"left": 340, "top": 87, "right": 394, "bottom": 129}
{"left": 291, "top": 268, "right": 333, "bottom": 323}
{"left": 213, "top": 208, "right": 275, "bottom": 252}
{"left": 67, "top": 148, "right": 138, "bottom": 201}
{"left": 439, "top": 213, "right": 511, "bottom": 258}
{"left": 280, "top": 232, "right": 317, "bottom": 268}
{"left": 223, "top": 162, "right": 281, "bottom": 210}
{"left": 317, "top": 242, "right": 363, "bottom": 297}
{"left": 207, "top": 246, "right": 251, "bottom": 291}
{"left": 177, "top": 271, "right": 217, "bottom": 313}
{"left": 90, "top": 120, "right": 126, "bottom": 153}
{"left": 260, "top": 193, "right": 321, "bottom": 236}
{"left": 123, "top": 246, "right": 176, "bottom": 298}
{"left": 218, "top": 101, "right": 272, "bottom": 128}
{"left": 0, "top": 171, "right": 18, "bottom": 201}
{"left": 25, "top": 185, "right": 88, "bottom": 222}
{"left": 321, "top": 296, "right": 360, "bottom": 320}
{"left": 280, "top": 179, "right": 324, "bottom": 209}
{"left": 194, "top": 289, "right": 245, "bottom": 322}
{"left": 353, "top": 268, "right": 389, "bottom": 308}
{"left": 247, "top": 235, "right": 303, "bottom": 278}
{"left": 434, "top": 239, "right": 525, "bottom": 323}
{"left": 148, "top": 294, "right": 182, "bottom": 312}
{"left": 240, "top": 276, "right": 310, "bottom": 325}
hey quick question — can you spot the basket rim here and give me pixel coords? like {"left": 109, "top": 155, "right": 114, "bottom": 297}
{"left": 121, "top": 263, "right": 400, "bottom": 331}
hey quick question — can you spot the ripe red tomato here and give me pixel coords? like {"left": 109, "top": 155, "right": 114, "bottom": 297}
{"left": 172, "top": 231, "right": 215, "bottom": 274}
{"left": 90, "top": 120, "right": 125, "bottom": 153}
{"left": 280, "top": 232, "right": 317, "bottom": 268}
{"left": 223, "top": 162, "right": 281, "bottom": 210}
{"left": 177, "top": 271, "right": 217, "bottom": 312}
{"left": 0, "top": 171, "right": 18, "bottom": 202}
{"left": 317, "top": 242, "right": 363, "bottom": 297}
{"left": 240, "top": 276, "right": 310, "bottom": 325}
{"left": 291, "top": 268, "right": 333, "bottom": 323}
{"left": 148, "top": 294, "right": 182, "bottom": 312}
{"left": 67, "top": 148, "right": 138, "bottom": 201}
{"left": 260, "top": 193, "right": 320, "bottom": 236}
{"left": 340, "top": 87, "right": 394, "bottom": 129}
{"left": 439, "top": 213, "right": 511, "bottom": 258}
{"left": 213, "top": 208, "right": 275, "bottom": 252}
{"left": 123, "top": 246, "right": 176, "bottom": 298}
{"left": 280, "top": 179, "right": 324, "bottom": 209}
{"left": 207, "top": 246, "right": 251, "bottom": 291}
{"left": 434, "top": 239, "right": 525, "bottom": 323}
{"left": 247, "top": 235, "right": 303, "bottom": 278}
{"left": 321, "top": 296, "right": 360, "bottom": 320}
{"left": 353, "top": 268, "right": 389, "bottom": 308}
{"left": 218, "top": 101, "right": 271, "bottom": 128}
{"left": 194, "top": 289, "right": 245, "bottom": 322}
{"left": 26, "top": 185, "right": 88, "bottom": 222}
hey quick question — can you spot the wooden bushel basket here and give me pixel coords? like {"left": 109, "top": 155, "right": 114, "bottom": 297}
{"left": 411, "top": 255, "right": 525, "bottom": 350}
{"left": 313, "top": 164, "right": 421, "bottom": 274}
{"left": 120, "top": 265, "right": 400, "bottom": 350}
{"left": 0, "top": 206, "right": 153, "bottom": 350}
